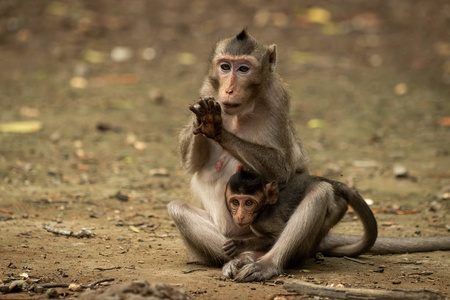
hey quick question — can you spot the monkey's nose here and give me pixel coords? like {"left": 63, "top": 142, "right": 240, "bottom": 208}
{"left": 226, "top": 89, "right": 233, "bottom": 94}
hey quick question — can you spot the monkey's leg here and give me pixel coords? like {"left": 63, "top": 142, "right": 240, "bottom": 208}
{"left": 168, "top": 200, "right": 228, "bottom": 266}
{"left": 232, "top": 182, "right": 335, "bottom": 282}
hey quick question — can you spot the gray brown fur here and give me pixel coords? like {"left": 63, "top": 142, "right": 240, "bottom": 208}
{"left": 223, "top": 170, "right": 377, "bottom": 261}
{"left": 170, "top": 30, "right": 309, "bottom": 267}
{"left": 168, "top": 30, "right": 450, "bottom": 283}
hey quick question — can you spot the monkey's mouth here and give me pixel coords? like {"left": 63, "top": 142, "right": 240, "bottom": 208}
{"left": 222, "top": 102, "right": 241, "bottom": 109}
{"left": 236, "top": 222, "right": 251, "bottom": 228}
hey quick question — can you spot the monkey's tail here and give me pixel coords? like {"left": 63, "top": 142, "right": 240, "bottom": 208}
{"left": 321, "top": 184, "right": 378, "bottom": 257}
{"left": 319, "top": 234, "right": 450, "bottom": 255}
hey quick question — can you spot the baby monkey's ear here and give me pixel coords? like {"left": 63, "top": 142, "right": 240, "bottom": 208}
{"left": 265, "top": 181, "right": 279, "bottom": 205}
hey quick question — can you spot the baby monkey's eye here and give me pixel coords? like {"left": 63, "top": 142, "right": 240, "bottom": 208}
{"left": 232, "top": 199, "right": 239, "bottom": 206}
{"left": 245, "top": 200, "right": 254, "bottom": 206}
{"left": 238, "top": 66, "right": 249, "bottom": 72}
{"left": 220, "top": 63, "right": 231, "bottom": 71}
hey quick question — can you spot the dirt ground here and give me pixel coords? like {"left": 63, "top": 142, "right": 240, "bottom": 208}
{"left": 1, "top": 1, "right": 449, "bottom": 299}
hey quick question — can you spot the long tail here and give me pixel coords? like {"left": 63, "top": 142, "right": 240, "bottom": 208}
{"left": 319, "top": 183, "right": 378, "bottom": 257}
{"left": 320, "top": 233, "right": 450, "bottom": 254}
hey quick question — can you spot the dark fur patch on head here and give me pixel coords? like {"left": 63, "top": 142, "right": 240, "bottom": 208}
{"left": 236, "top": 29, "right": 248, "bottom": 41}
{"left": 228, "top": 169, "right": 267, "bottom": 195}
{"left": 224, "top": 29, "right": 258, "bottom": 56}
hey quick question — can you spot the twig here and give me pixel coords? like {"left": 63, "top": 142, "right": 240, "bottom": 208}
{"left": 395, "top": 261, "right": 423, "bottom": 265}
{"left": 409, "top": 271, "right": 434, "bottom": 276}
{"left": 284, "top": 279, "right": 444, "bottom": 300}
{"left": 94, "top": 266, "right": 121, "bottom": 271}
{"left": 0, "top": 278, "right": 114, "bottom": 294}
{"left": 343, "top": 256, "right": 366, "bottom": 264}
{"left": 40, "top": 278, "right": 115, "bottom": 289}
{"left": 82, "top": 278, "right": 115, "bottom": 289}
{"left": 43, "top": 225, "right": 92, "bottom": 238}
{"left": 40, "top": 283, "right": 70, "bottom": 288}
{"left": 182, "top": 269, "right": 207, "bottom": 274}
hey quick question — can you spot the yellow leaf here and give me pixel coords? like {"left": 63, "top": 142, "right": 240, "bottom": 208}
{"left": 177, "top": 52, "right": 196, "bottom": 65}
{"left": 82, "top": 50, "right": 105, "bottom": 64}
{"left": 306, "top": 7, "right": 331, "bottom": 24}
{"left": 307, "top": 119, "right": 326, "bottom": 129}
{"left": 394, "top": 83, "right": 408, "bottom": 95}
{"left": 0, "top": 121, "right": 42, "bottom": 133}
{"left": 300, "top": 269, "right": 310, "bottom": 272}
{"left": 129, "top": 225, "right": 140, "bottom": 233}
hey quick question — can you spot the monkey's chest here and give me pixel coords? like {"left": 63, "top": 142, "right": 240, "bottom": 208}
{"left": 202, "top": 143, "right": 241, "bottom": 179}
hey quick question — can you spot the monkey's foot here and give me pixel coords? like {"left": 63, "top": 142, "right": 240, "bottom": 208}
{"left": 222, "top": 251, "right": 256, "bottom": 279}
{"left": 233, "top": 259, "right": 281, "bottom": 282}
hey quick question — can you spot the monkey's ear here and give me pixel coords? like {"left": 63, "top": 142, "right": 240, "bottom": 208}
{"left": 265, "top": 181, "right": 279, "bottom": 205}
{"left": 268, "top": 44, "right": 277, "bottom": 72}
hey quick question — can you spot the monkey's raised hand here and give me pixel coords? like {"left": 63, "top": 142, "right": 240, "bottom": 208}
{"left": 189, "top": 97, "right": 222, "bottom": 141}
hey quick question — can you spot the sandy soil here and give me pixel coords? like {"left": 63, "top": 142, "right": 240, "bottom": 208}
{"left": 1, "top": 1, "right": 449, "bottom": 299}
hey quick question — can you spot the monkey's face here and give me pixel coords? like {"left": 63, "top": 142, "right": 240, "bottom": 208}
{"left": 213, "top": 55, "right": 260, "bottom": 115}
{"left": 226, "top": 194, "right": 262, "bottom": 227}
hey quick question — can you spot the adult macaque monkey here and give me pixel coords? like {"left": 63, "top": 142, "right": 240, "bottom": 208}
{"left": 169, "top": 29, "right": 309, "bottom": 269}
{"left": 168, "top": 30, "right": 450, "bottom": 282}
{"left": 223, "top": 169, "right": 377, "bottom": 260}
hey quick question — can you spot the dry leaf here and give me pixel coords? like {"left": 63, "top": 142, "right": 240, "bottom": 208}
{"left": 129, "top": 225, "right": 140, "bottom": 233}
{"left": 0, "top": 120, "right": 42, "bottom": 133}
{"left": 304, "top": 7, "right": 331, "bottom": 24}
{"left": 394, "top": 83, "right": 408, "bottom": 95}
{"left": 70, "top": 77, "right": 88, "bottom": 89}
{"left": 90, "top": 73, "right": 139, "bottom": 85}
{"left": 177, "top": 52, "right": 196, "bottom": 65}
{"left": 82, "top": 49, "right": 105, "bottom": 64}
{"left": 20, "top": 107, "right": 40, "bottom": 118}
{"left": 438, "top": 117, "right": 450, "bottom": 127}
{"left": 307, "top": 119, "right": 326, "bottom": 129}
{"left": 372, "top": 208, "right": 387, "bottom": 214}
{"left": 394, "top": 210, "right": 421, "bottom": 215}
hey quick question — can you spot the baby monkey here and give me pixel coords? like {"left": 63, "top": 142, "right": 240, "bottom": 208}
{"left": 223, "top": 169, "right": 377, "bottom": 259}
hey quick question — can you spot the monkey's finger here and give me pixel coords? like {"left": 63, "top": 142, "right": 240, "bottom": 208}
{"left": 235, "top": 270, "right": 259, "bottom": 282}
{"left": 207, "top": 98, "right": 217, "bottom": 114}
{"left": 201, "top": 96, "right": 215, "bottom": 102}
{"left": 223, "top": 243, "right": 235, "bottom": 253}
{"left": 189, "top": 104, "right": 203, "bottom": 115}
{"left": 198, "top": 98, "right": 211, "bottom": 112}
{"left": 214, "top": 101, "right": 222, "bottom": 114}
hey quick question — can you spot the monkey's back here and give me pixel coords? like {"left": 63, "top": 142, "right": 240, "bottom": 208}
{"left": 251, "top": 173, "right": 324, "bottom": 237}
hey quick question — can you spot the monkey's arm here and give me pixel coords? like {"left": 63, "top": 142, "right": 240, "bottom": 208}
{"left": 179, "top": 117, "right": 211, "bottom": 174}
{"left": 219, "top": 130, "right": 291, "bottom": 181}
{"left": 190, "top": 98, "right": 294, "bottom": 181}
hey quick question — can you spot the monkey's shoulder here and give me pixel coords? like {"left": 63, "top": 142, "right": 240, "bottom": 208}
{"left": 251, "top": 202, "right": 293, "bottom": 236}
{"left": 250, "top": 216, "right": 284, "bottom": 238}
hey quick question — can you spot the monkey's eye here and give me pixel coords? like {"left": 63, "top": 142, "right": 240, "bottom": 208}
{"left": 245, "top": 200, "right": 254, "bottom": 206}
{"left": 220, "top": 63, "right": 231, "bottom": 71}
{"left": 238, "top": 65, "right": 250, "bottom": 73}
{"left": 231, "top": 199, "right": 239, "bottom": 206}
